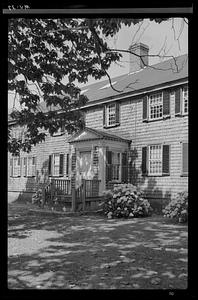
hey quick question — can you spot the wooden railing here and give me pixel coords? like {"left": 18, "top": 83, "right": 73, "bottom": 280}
{"left": 84, "top": 179, "right": 100, "bottom": 198}
{"left": 43, "top": 178, "right": 101, "bottom": 211}
{"left": 51, "top": 178, "right": 71, "bottom": 195}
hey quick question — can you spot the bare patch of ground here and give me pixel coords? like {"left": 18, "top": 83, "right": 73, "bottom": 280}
{"left": 8, "top": 203, "right": 188, "bottom": 289}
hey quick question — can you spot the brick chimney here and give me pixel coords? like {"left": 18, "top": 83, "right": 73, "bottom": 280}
{"left": 128, "top": 43, "right": 149, "bottom": 73}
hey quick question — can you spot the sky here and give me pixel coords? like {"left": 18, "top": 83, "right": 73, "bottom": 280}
{"left": 8, "top": 18, "right": 188, "bottom": 109}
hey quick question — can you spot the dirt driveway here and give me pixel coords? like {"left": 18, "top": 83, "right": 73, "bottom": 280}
{"left": 8, "top": 203, "right": 188, "bottom": 290}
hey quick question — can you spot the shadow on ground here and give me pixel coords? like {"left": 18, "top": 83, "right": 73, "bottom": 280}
{"left": 8, "top": 204, "right": 188, "bottom": 290}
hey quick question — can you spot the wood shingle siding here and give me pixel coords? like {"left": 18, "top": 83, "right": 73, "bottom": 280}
{"left": 85, "top": 84, "right": 188, "bottom": 199}
{"left": 8, "top": 130, "right": 71, "bottom": 194}
{"left": 175, "top": 87, "right": 181, "bottom": 115}
{"left": 8, "top": 62, "right": 188, "bottom": 206}
{"left": 163, "top": 90, "right": 170, "bottom": 117}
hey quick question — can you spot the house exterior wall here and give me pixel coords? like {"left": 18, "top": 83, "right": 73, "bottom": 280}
{"left": 8, "top": 82, "right": 188, "bottom": 209}
{"left": 8, "top": 129, "right": 71, "bottom": 201}
{"left": 85, "top": 84, "right": 188, "bottom": 207}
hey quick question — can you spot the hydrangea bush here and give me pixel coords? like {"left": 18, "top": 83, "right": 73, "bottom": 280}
{"left": 100, "top": 183, "right": 153, "bottom": 219}
{"left": 32, "top": 189, "right": 43, "bottom": 206}
{"left": 163, "top": 191, "right": 188, "bottom": 223}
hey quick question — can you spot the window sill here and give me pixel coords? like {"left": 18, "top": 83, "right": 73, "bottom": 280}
{"left": 143, "top": 116, "right": 170, "bottom": 123}
{"left": 103, "top": 123, "right": 120, "bottom": 129}
{"left": 143, "top": 173, "right": 170, "bottom": 177}
{"left": 180, "top": 173, "right": 188, "bottom": 177}
{"left": 175, "top": 113, "right": 188, "bottom": 117}
{"left": 109, "top": 180, "right": 121, "bottom": 183}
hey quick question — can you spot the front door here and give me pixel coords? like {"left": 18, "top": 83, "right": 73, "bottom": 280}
{"left": 78, "top": 151, "right": 92, "bottom": 179}
{"left": 76, "top": 151, "right": 92, "bottom": 188}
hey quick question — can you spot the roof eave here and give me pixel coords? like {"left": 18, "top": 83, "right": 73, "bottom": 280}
{"left": 81, "top": 77, "right": 188, "bottom": 109}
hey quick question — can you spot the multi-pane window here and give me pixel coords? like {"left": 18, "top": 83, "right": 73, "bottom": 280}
{"left": 106, "top": 103, "right": 116, "bottom": 126}
{"left": 148, "top": 145, "right": 162, "bottom": 175}
{"left": 182, "top": 85, "right": 188, "bottom": 114}
{"left": 49, "top": 153, "right": 64, "bottom": 177}
{"left": 23, "top": 157, "right": 36, "bottom": 177}
{"left": 149, "top": 93, "right": 163, "bottom": 120}
{"left": 27, "top": 157, "right": 36, "bottom": 177}
{"left": 53, "top": 154, "right": 60, "bottom": 176}
{"left": 181, "top": 142, "right": 188, "bottom": 176}
{"left": 10, "top": 157, "right": 21, "bottom": 177}
{"left": 112, "top": 152, "right": 121, "bottom": 181}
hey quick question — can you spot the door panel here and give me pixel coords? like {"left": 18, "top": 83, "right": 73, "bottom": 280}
{"left": 76, "top": 151, "right": 92, "bottom": 188}
{"left": 79, "top": 151, "right": 92, "bottom": 179}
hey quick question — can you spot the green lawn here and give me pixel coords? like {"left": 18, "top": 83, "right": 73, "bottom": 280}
{"left": 8, "top": 203, "right": 188, "bottom": 290}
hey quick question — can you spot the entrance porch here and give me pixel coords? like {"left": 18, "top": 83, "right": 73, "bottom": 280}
{"left": 42, "top": 127, "right": 131, "bottom": 211}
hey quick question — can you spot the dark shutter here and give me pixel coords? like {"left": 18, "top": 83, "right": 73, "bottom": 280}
{"left": 163, "top": 90, "right": 170, "bottom": 117}
{"left": 121, "top": 152, "right": 128, "bottom": 183}
{"left": 103, "top": 106, "right": 106, "bottom": 127}
{"left": 175, "top": 88, "right": 181, "bottom": 115}
{"left": 182, "top": 142, "right": 188, "bottom": 175}
{"left": 59, "top": 154, "right": 64, "bottom": 176}
{"left": 32, "top": 157, "right": 36, "bottom": 177}
{"left": 142, "top": 147, "right": 148, "bottom": 175}
{"left": 71, "top": 152, "right": 76, "bottom": 172}
{"left": 48, "top": 155, "right": 52, "bottom": 176}
{"left": 10, "top": 158, "right": 13, "bottom": 177}
{"left": 23, "top": 157, "right": 27, "bottom": 177}
{"left": 66, "top": 153, "right": 69, "bottom": 176}
{"left": 162, "top": 145, "right": 170, "bottom": 175}
{"left": 106, "top": 150, "right": 112, "bottom": 182}
{"left": 142, "top": 96, "right": 148, "bottom": 121}
{"left": 115, "top": 102, "right": 120, "bottom": 124}
{"left": 20, "top": 158, "right": 23, "bottom": 177}
{"left": 18, "top": 157, "right": 21, "bottom": 177}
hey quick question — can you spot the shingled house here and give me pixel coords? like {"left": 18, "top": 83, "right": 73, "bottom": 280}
{"left": 8, "top": 43, "right": 188, "bottom": 211}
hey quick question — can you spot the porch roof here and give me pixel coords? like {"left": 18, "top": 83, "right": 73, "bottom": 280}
{"left": 68, "top": 127, "right": 131, "bottom": 144}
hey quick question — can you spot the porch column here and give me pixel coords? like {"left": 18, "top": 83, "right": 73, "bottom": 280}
{"left": 71, "top": 148, "right": 76, "bottom": 189}
{"left": 92, "top": 146, "right": 99, "bottom": 179}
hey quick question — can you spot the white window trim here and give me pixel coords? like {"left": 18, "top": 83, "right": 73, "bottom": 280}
{"left": 53, "top": 153, "right": 60, "bottom": 176}
{"left": 148, "top": 92, "right": 163, "bottom": 121}
{"left": 182, "top": 85, "right": 188, "bottom": 115}
{"left": 51, "top": 153, "right": 64, "bottom": 177}
{"left": 106, "top": 103, "right": 117, "bottom": 127}
{"left": 27, "top": 156, "right": 36, "bottom": 177}
{"left": 12, "top": 157, "right": 21, "bottom": 177}
{"left": 181, "top": 141, "right": 188, "bottom": 176}
{"left": 111, "top": 152, "right": 122, "bottom": 182}
{"left": 148, "top": 144, "right": 163, "bottom": 176}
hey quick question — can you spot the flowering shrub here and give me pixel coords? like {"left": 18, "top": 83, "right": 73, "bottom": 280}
{"left": 100, "top": 183, "right": 153, "bottom": 219}
{"left": 163, "top": 191, "right": 188, "bottom": 223}
{"left": 32, "top": 189, "right": 43, "bottom": 206}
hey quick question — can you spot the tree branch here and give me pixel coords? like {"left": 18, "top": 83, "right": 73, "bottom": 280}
{"left": 88, "top": 22, "right": 123, "bottom": 93}
{"left": 106, "top": 48, "right": 180, "bottom": 72}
